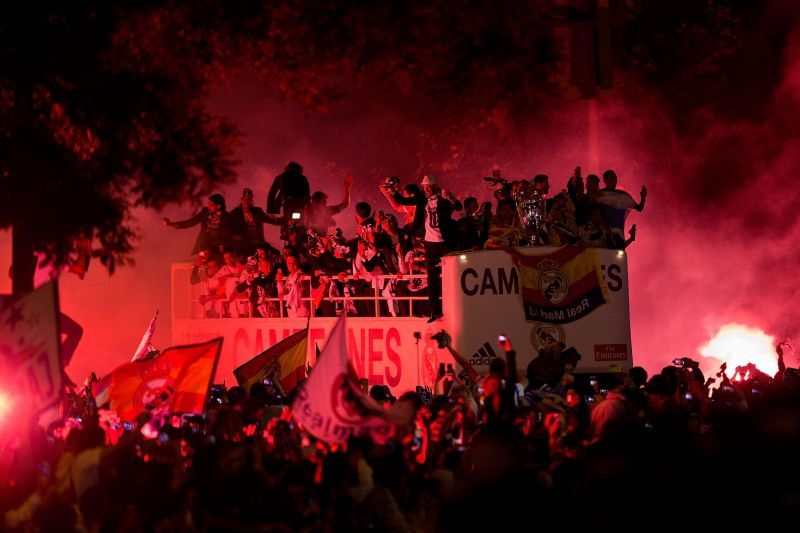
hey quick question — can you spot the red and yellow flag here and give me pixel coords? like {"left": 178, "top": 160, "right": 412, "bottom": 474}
{"left": 233, "top": 329, "right": 307, "bottom": 394}
{"left": 107, "top": 338, "right": 222, "bottom": 421}
{"left": 509, "top": 246, "right": 608, "bottom": 324}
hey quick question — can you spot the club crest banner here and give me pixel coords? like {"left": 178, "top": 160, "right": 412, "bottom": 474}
{"left": 509, "top": 246, "right": 609, "bottom": 324}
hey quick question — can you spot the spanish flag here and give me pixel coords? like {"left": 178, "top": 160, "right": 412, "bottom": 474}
{"left": 233, "top": 329, "right": 308, "bottom": 395}
{"left": 106, "top": 338, "right": 222, "bottom": 421}
{"left": 509, "top": 246, "right": 608, "bottom": 324}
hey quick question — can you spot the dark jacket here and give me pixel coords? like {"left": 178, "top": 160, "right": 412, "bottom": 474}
{"left": 457, "top": 213, "right": 490, "bottom": 250}
{"left": 228, "top": 206, "right": 280, "bottom": 252}
{"left": 266, "top": 168, "right": 311, "bottom": 215}
{"left": 526, "top": 344, "right": 582, "bottom": 389}
{"left": 172, "top": 207, "right": 230, "bottom": 255}
{"left": 390, "top": 191, "right": 462, "bottom": 245}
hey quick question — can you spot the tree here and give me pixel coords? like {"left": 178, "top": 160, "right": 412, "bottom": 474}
{"left": 0, "top": 2, "right": 241, "bottom": 294}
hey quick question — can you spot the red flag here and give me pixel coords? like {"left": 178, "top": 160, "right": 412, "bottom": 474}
{"left": 107, "top": 338, "right": 222, "bottom": 421}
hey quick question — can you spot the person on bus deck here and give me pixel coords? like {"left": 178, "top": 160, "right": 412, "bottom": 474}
{"left": 306, "top": 174, "right": 354, "bottom": 236}
{"left": 389, "top": 174, "right": 462, "bottom": 323}
{"left": 229, "top": 188, "right": 281, "bottom": 253}
{"left": 485, "top": 199, "right": 523, "bottom": 249}
{"left": 266, "top": 161, "right": 311, "bottom": 220}
{"left": 380, "top": 178, "right": 422, "bottom": 234}
{"left": 163, "top": 193, "right": 230, "bottom": 255}
{"left": 276, "top": 254, "right": 309, "bottom": 318}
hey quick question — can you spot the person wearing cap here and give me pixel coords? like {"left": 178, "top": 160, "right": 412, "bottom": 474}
{"left": 389, "top": 174, "right": 462, "bottom": 322}
{"left": 306, "top": 174, "right": 354, "bottom": 235}
{"left": 163, "top": 193, "right": 231, "bottom": 255}
{"left": 229, "top": 187, "right": 281, "bottom": 253}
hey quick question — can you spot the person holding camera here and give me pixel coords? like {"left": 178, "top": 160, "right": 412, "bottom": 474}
{"left": 431, "top": 330, "right": 479, "bottom": 386}
{"left": 266, "top": 161, "right": 311, "bottom": 217}
{"left": 266, "top": 161, "right": 312, "bottom": 243}
{"left": 379, "top": 176, "right": 422, "bottom": 232}
{"left": 389, "top": 174, "right": 462, "bottom": 322}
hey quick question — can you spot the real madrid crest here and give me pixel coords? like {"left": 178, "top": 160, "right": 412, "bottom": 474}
{"left": 530, "top": 322, "right": 567, "bottom": 350}
{"left": 536, "top": 259, "right": 569, "bottom": 304}
{"left": 133, "top": 359, "right": 175, "bottom": 412}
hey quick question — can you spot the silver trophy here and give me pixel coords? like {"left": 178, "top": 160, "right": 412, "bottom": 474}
{"left": 515, "top": 182, "right": 547, "bottom": 246}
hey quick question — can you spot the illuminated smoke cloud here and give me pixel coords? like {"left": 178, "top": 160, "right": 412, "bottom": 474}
{"left": 698, "top": 323, "right": 778, "bottom": 379}
{"left": 39, "top": 18, "right": 800, "bottom": 383}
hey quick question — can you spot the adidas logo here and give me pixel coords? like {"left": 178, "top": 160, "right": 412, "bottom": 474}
{"left": 469, "top": 341, "right": 498, "bottom": 366}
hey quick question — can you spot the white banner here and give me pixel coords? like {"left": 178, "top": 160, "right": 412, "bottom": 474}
{"left": 0, "top": 282, "right": 62, "bottom": 412}
{"left": 173, "top": 317, "right": 438, "bottom": 395}
{"left": 292, "top": 317, "right": 394, "bottom": 444}
{"left": 441, "top": 248, "right": 632, "bottom": 377}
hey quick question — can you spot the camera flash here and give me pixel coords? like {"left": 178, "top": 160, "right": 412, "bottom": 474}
{"left": 291, "top": 212, "right": 301, "bottom": 220}
{"left": 459, "top": 254, "right": 467, "bottom": 261}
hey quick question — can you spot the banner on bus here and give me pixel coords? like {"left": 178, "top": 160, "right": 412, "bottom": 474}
{"left": 442, "top": 247, "right": 632, "bottom": 376}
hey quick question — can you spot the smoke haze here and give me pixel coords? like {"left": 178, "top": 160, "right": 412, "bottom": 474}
{"left": 2, "top": 6, "right": 799, "bottom": 383}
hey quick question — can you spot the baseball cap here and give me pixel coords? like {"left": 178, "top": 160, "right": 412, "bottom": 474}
{"left": 421, "top": 174, "right": 438, "bottom": 186}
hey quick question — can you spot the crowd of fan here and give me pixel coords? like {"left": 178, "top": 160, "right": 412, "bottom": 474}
{"left": 163, "top": 162, "right": 646, "bottom": 320}
{"left": 2, "top": 340, "right": 798, "bottom": 531}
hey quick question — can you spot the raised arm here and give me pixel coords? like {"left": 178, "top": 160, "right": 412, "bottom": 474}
{"left": 381, "top": 187, "right": 408, "bottom": 213}
{"left": 634, "top": 184, "right": 647, "bottom": 212}
{"left": 275, "top": 269, "right": 286, "bottom": 298}
{"left": 389, "top": 191, "right": 419, "bottom": 207}
{"left": 254, "top": 208, "right": 282, "bottom": 226}
{"left": 623, "top": 224, "right": 637, "bottom": 249}
{"left": 266, "top": 176, "right": 282, "bottom": 214}
{"left": 440, "top": 330, "right": 479, "bottom": 383}
{"left": 164, "top": 208, "right": 206, "bottom": 229}
{"left": 330, "top": 174, "right": 354, "bottom": 212}
{"left": 442, "top": 189, "right": 462, "bottom": 211}
{"left": 776, "top": 341, "right": 788, "bottom": 382}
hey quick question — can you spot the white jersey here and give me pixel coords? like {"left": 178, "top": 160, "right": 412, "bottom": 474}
{"left": 424, "top": 195, "right": 445, "bottom": 242}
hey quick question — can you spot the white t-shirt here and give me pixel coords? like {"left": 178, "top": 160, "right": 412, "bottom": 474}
{"left": 279, "top": 273, "right": 309, "bottom": 318}
{"left": 424, "top": 195, "right": 445, "bottom": 242}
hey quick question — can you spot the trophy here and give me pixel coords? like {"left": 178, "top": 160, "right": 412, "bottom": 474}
{"left": 515, "top": 181, "right": 547, "bottom": 246}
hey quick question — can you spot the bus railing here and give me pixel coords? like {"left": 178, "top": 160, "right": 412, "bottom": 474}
{"left": 173, "top": 265, "right": 430, "bottom": 319}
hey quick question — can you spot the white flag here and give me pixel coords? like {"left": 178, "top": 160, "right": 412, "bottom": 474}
{"left": 0, "top": 282, "right": 62, "bottom": 412}
{"left": 131, "top": 310, "right": 159, "bottom": 362}
{"left": 593, "top": 189, "right": 638, "bottom": 210}
{"left": 292, "top": 317, "right": 394, "bottom": 445}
